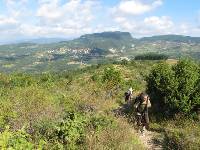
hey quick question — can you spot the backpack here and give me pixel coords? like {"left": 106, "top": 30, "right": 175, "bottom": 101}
{"left": 137, "top": 103, "right": 147, "bottom": 114}
{"left": 124, "top": 91, "right": 131, "bottom": 102}
{"left": 133, "top": 96, "right": 141, "bottom": 109}
{"left": 134, "top": 96, "right": 148, "bottom": 114}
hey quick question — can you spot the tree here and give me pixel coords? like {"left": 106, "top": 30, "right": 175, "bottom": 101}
{"left": 146, "top": 59, "right": 200, "bottom": 115}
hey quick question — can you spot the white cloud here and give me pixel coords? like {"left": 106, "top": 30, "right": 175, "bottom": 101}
{"left": 179, "top": 23, "right": 200, "bottom": 37}
{"left": 0, "top": 15, "right": 18, "bottom": 26}
{"left": 0, "top": 15, "right": 18, "bottom": 31}
{"left": 1, "top": 0, "right": 200, "bottom": 41}
{"left": 4, "top": 0, "right": 28, "bottom": 17}
{"left": 19, "top": 23, "right": 93, "bottom": 37}
{"left": 114, "top": 17, "right": 137, "bottom": 32}
{"left": 0, "top": 0, "right": 101, "bottom": 42}
{"left": 112, "top": 0, "right": 163, "bottom": 15}
{"left": 114, "top": 15, "right": 176, "bottom": 36}
{"left": 37, "top": 0, "right": 95, "bottom": 24}
{"left": 144, "top": 16, "right": 174, "bottom": 30}
{"left": 37, "top": 1, "right": 62, "bottom": 21}
{"left": 110, "top": 0, "right": 177, "bottom": 36}
{"left": 35, "top": 0, "right": 97, "bottom": 36}
{"left": 114, "top": 14, "right": 200, "bottom": 37}
{"left": 38, "top": 0, "right": 58, "bottom": 4}
{"left": 0, "top": 0, "right": 100, "bottom": 39}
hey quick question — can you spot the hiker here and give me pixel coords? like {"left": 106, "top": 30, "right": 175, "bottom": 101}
{"left": 124, "top": 87, "right": 133, "bottom": 106}
{"left": 134, "top": 92, "right": 151, "bottom": 135}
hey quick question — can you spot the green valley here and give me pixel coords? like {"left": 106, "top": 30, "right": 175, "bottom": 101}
{"left": 0, "top": 31, "right": 200, "bottom": 73}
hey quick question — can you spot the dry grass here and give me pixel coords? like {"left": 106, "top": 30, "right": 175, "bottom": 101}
{"left": 166, "top": 59, "right": 178, "bottom": 65}
{"left": 85, "top": 116, "right": 144, "bottom": 150}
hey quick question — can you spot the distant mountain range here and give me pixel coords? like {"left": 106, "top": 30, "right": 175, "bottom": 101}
{"left": 140, "top": 34, "right": 200, "bottom": 43}
{"left": 0, "top": 31, "right": 199, "bottom": 73}
{"left": 0, "top": 37, "right": 70, "bottom": 45}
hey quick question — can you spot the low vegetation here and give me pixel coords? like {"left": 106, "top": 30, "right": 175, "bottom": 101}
{"left": 147, "top": 59, "right": 200, "bottom": 150}
{"left": 0, "top": 59, "right": 199, "bottom": 149}
{"left": 0, "top": 61, "right": 150, "bottom": 149}
{"left": 147, "top": 58, "right": 200, "bottom": 116}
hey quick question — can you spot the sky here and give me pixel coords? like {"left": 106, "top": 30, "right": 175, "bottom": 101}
{"left": 0, "top": 0, "right": 200, "bottom": 42}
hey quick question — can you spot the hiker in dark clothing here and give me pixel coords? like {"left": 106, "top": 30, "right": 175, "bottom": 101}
{"left": 134, "top": 92, "right": 151, "bottom": 135}
{"left": 124, "top": 87, "right": 133, "bottom": 105}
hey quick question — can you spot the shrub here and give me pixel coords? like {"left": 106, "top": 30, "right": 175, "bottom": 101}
{"left": 55, "top": 112, "right": 88, "bottom": 149}
{"left": 125, "top": 79, "right": 145, "bottom": 91}
{"left": 0, "top": 97, "right": 16, "bottom": 129}
{"left": 120, "top": 59, "right": 129, "bottom": 65}
{"left": 147, "top": 59, "right": 200, "bottom": 115}
{"left": 85, "top": 117, "right": 144, "bottom": 150}
{"left": 39, "top": 73, "right": 56, "bottom": 87}
{"left": 33, "top": 112, "right": 89, "bottom": 149}
{"left": 90, "top": 114, "right": 116, "bottom": 132}
{"left": 0, "top": 126, "right": 34, "bottom": 149}
{"left": 164, "top": 127, "right": 200, "bottom": 150}
{"left": 10, "top": 73, "right": 36, "bottom": 87}
{"left": 0, "top": 126, "right": 47, "bottom": 149}
{"left": 102, "top": 66, "right": 123, "bottom": 87}
{"left": 172, "top": 59, "right": 199, "bottom": 113}
{"left": 8, "top": 86, "right": 60, "bottom": 130}
{"left": 91, "top": 73, "right": 101, "bottom": 83}
{"left": 146, "top": 62, "right": 177, "bottom": 110}
{"left": 0, "top": 73, "right": 10, "bottom": 88}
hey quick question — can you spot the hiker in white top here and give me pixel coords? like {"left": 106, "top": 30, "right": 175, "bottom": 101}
{"left": 124, "top": 87, "right": 133, "bottom": 106}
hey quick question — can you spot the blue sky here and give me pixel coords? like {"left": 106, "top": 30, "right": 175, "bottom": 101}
{"left": 0, "top": 0, "right": 200, "bottom": 42}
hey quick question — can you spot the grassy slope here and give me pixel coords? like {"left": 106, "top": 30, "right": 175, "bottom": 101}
{"left": 0, "top": 61, "right": 152, "bottom": 149}
{"left": 0, "top": 60, "right": 199, "bottom": 149}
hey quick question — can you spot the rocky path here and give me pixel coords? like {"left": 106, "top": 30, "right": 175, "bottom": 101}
{"left": 138, "top": 130, "right": 164, "bottom": 150}
{"left": 113, "top": 104, "right": 164, "bottom": 150}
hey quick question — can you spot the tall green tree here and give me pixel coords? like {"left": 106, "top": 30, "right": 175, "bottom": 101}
{"left": 147, "top": 59, "right": 200, "bottom": 115}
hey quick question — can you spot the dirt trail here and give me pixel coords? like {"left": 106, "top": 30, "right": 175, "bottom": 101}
{"left": 137, "top": 130, "right": 163, "bottom": 150}
{"left": 113, "top": 104, "right": 164, "bottom": 150}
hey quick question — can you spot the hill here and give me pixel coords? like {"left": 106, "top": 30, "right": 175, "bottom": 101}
{"left": 0, "top": 60, "right": 199, "bottom": 149}
{"left": 0, "top": 31, "right": 200, "bottom": 73}
{"left": 0, "top": 61, "right": 153, "bottom": 149}
{"left": 59, "top": 31, "right": 135, "bottom": 52}
{"left": 140, "top": 34, "right": 200, "bottom": 43}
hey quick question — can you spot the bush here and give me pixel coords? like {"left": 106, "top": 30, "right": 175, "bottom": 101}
{"left": 164, "top": 127, "right": 200, "bottom": 150}
{"left": 10, "top": 73, "right": 36, "bottom": 88}
{"left": 91, "top": 73, "right": 101, "bottom": 83}
{"left": 0, "top": 126, "right": 47, "bottom": 149}
{"left": 146, "top": 62, "right": 177, "bottom": 111}
{"left": 38, "top": 112, "right": 133, "bottom": 149}
{"left": 7, "top": 86, "right": 60, "bottom": 130}
{"left": 125, "top": 79, "right": 145, "bottom": 91}
{"left": 147, "top": 59, "right": 200, "bottom": 115}
{"left": 0, "top": 73, "right": 10, "bottom": 88}
{"left": 0, "top": 97, "right": 16, "bottom": 129}
{"left": 120, "top": 59, "right": 129, "bottom": 65}
{"left": 172, "top": 59, "right": 199, "bottom": 113}
{"left": 90, "top": 114, "right": 116, "bottom": 132}
{"left": 0, "top": 126, "right": 39, "bottom": 149}
{"left": 55, "top": 112, "right": 88, "bottom": 149}
{"left": 102, "top": 66, "right": 123, "bottom": 87}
